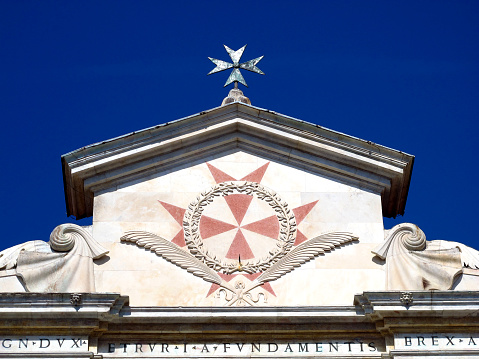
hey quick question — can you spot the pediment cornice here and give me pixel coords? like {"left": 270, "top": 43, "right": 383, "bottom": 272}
{"left": 62, "top": 103, "right": 414, "bottom": 219}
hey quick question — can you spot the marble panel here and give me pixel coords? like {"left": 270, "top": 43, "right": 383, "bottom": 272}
{"left": 0, "top": 274, "right": 26, "bottom": 292}
{"left": 272, "top": 268, "right": 386, "bottom": 306}
{"left": 167, "top": 164, "right": 215, "bottom": 192}
{"left": 453, "top": 270, "right": 479, "bottom": 290}
{"left": 92, "top": 225, "right": 386, "bottom": 305}
{"left": 212, "top": 150, "right": 263, "bottom": 164}
{"left": 201, "top": 230, "right": 237, "bottom": 259}
{"left": 301, "top": 191, "right": 382, "bottom": 224}
{"left": 268, "top": 191, "right": 303, "bottom": 210}
{"left": 96, "top": 268, "right": 211, "bottom": 307}
{"left": 312, "top": 243, "right": 383, "bottom": 270}
{"left": 261, "top": 161, "right": 306, "bottom": 193}
{"left": 155, "top": 191, "right": 208, "bottom": 210}
{"left": 93, "top": 192, "right": 164, "bottom": 222}
{"left": 211, "top": 162, "right": 268, "bottom": 181}
{"left": 300, "top": 222, "right": 385, "bottom": 244}
{"left": 94, "top": 241, "right": 167, "bottom": 272}
{"left": 89, "top": 148, "right": 391, "bottom": 306}
{"left": 0, "top": 336, "right": 88, "bottom": 353}
{"left": 95, "top": 256, "right": 386, "bottom": 306}
{"left": 242, "top": 230, "right": 279, "bottom": 259}
{"left": 304, "top": 170, "right": 361, "bottom": 192}
{"left": 117, "top": 172, "right": 172, "bottom": 193}
{"left": 395, "top": 333, "right": 479, "bottom": 351}
{"left": 93, "top": 221, "right": 171, "bottom": 243}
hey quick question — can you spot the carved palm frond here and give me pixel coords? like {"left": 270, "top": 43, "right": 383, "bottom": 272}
{"left": 255, "top": 232, "right": 358, "bottom": 285}
{"left": 121, "top": 231, "right": 230, "bottom": 288}
{"left": 0, "top": 242, "right": 38, "bottom": 270}
{"left": 429, "top": 240, "right": 479, "bottom": 270}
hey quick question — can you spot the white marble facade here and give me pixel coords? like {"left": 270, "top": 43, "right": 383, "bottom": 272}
{"left": 1, "top": 102, "right": 478, "bottom": 307}
{"left": 93, "top": 150, "right": 385, "bottom": 306}
{"left": 1, "top": 102, "right": 479, "bottom": 358}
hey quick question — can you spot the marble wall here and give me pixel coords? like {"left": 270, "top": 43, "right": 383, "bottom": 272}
{"left": 92, "top": 149, "right": 386, "bottom": 306}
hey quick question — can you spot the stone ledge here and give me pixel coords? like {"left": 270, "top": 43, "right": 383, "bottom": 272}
{"left": 355, "top": 291, "right": 479, "bottom": 317}
{"left": 0, "top": 293, "right": 128, "bottom": 320}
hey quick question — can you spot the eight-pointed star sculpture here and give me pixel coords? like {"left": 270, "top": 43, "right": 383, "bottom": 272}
{"left": 208, "top": 44, "right": 264, "bottom": 87}
{"left": 158, "top": 161, "right": 319, "bottom": 297}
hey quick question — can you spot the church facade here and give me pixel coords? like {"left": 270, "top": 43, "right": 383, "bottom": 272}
{"left": 1, "top": 93, "right": 478, "bottom": 358}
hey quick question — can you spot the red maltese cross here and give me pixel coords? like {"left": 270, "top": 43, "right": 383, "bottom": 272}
{"left": 158, "top": 162, "right": 318, "bottom": 297}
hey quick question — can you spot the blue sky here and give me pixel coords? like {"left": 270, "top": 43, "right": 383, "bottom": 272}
{"left": 1, "top": 1, "right": 478, "bottom": 250}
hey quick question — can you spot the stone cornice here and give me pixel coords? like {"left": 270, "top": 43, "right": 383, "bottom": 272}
{"left": 0, "top": 293, "right": 128, "bottom": 334}
{"left": 354, "top": 291, "right": 479, "bottom": 316}
{"left": 117, "top": 306, "right": 365, "bottom": 324}
{"left": 62, "top": 102, "right": 414, "bottom": 219}
{"left": 354, "top": 291, "right": 479, "bottom": 335}
{"left": 1, "top": 292, "right": 479, "bottom": 352}
{"left": 99, "top": 306, "right": 377, "bottom": 338}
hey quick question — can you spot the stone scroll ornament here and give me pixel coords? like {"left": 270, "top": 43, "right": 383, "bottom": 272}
{"left": 0, "top": 224, "right": 108, "bottom": 292}
{"left": 372, "top": 223, "right": 479, "bottom": 290}
{"left": 121, "top": 180, "right": 358, "bottom": 306}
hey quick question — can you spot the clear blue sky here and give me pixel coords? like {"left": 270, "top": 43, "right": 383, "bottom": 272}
{"left": 1, "top": 1, "right": 478, "bottom": 250}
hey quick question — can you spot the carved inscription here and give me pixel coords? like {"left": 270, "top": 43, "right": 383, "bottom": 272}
{"left": 0, "top": 336, "right": 88, "bottom": 352}
{"left": 395, "top": 334, "right": 479, "bottom": 350}
{"left": 100, "top": 341, "right": 379, "bottom": 356}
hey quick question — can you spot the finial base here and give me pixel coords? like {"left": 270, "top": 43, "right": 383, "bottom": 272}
{"left": 221, "top": 87, "right": 251, "bottom": 106}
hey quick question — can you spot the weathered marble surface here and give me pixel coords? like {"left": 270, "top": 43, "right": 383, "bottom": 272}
{"left": 1, "top": 292, "right": 479, "bottom": 358}
{"left": 1, "top": 102, "right": 477, "bottom": 308}
{"left": 0, "top": 224, "right": 108, "bottom": 292}
{"left": 0, "top": 336, "right": 88, "bottom": 353}
{"left": 373, "top": 223, "right": 479, "bottom": 291}
{"left": 1, "top": 99, "right": 478, "bottom": 359}
{"left": 62, "top": 103, "right": 414, "bottom": 220}
{"left": 92, "top": 150, "right": 386, "bottom": 306}
{"left": 53, "top": 102, "right": 420, "bottom": 306}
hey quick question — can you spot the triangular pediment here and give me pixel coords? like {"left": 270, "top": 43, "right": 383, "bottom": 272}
{"left": 62, "top": 102, "right": 413, "bottom": 220}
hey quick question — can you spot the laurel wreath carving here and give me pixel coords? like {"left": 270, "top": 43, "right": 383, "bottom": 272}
{"left": 121, "top": 230, "right": 358, "bottom": 306}
{"left": 183, "top": 181, "right": 297, "bottom": 274}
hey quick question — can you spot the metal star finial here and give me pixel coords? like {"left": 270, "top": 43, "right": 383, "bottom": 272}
{"left": 208, "top": 44, "right": 264, "bottom": 88}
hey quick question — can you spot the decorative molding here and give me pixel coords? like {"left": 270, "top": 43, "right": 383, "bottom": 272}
{"left": 70, "top": 293, "right": 82, "bottom": 306}
{"left": 121, "top": 231, "right": 235, "bottom": 292}
{"left": 400, "top": 292, "right": 413, "bottom": 306}
{"left": 4, "top": 292, "right": 479, "bottom": 357}
{"left": 223, "top": 232, "right": 358, "bottom": 306}
{"left": 355, "top": 291, "right": 479, "bottom": 316}
{"left": 62, "top": 103, "right": 414, "bottom": 219}
{"left": 121, "top": 230, "right": 357, "bottom": 306}
{"left": 255, "top": 232, "right": 357, "bottom": 285}
{"left": 122, "top": 173, "right": 357, "bottom": 306}
{"left": 183, "top": 181, "right": 296, "bottom": 274}
{"left": 0, "top": 292, "right": 128, "bottom": 317}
